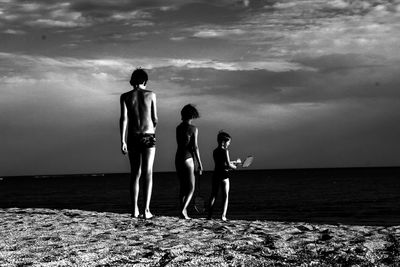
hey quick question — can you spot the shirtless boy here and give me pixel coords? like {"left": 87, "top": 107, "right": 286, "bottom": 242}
{"left": 120, "top": 68, "right": 157, "bottom": 219}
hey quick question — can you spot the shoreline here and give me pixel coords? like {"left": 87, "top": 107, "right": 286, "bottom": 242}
{"left": 1, "top": 208, "right": 400, "bottom": 266}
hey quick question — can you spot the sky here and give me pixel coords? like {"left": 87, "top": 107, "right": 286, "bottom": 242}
{"left": 1, "top": 0, "right": 400, "bottom": 176}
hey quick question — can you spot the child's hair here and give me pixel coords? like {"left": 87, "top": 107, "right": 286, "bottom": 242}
{"left": 217, "top": 130, "right": 231, "bottom": 144}
{"left": 130, "top": 68, "right": 148, "bottom": 86}
{"left": 181, "top": 104, "right": 200, "bottom": 121}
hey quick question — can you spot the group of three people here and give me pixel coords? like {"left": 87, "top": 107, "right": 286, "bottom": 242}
{"left": 120, "top": 69, "right": 240, "bottom": 221}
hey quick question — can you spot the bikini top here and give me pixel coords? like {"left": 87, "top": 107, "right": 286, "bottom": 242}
{"left": 176, "top": 122, "right": 196, "bottom": 153}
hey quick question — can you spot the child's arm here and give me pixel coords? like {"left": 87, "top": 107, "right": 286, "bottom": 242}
{"left": 193, "top": 128, "right": 203, "bottom": 175}
{"left": 151, "top": 93, "right": 158, "bottom": 129}
{"left": 224, "top": 150, "right": 237, "bottom": 170}
{"left": 119, "top": 94, "right": 128, "bottom": 155}
{"left": 231, "top": 158, "right": 241, "bottom": 166}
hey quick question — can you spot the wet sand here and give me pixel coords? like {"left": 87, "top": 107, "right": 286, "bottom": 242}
{"left": 1, "top": 208, "right": 400, "bottom": 266}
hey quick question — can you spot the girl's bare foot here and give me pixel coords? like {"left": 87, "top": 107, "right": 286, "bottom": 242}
{"left": 180, "top": 210, "right": 190, "bottom": 219}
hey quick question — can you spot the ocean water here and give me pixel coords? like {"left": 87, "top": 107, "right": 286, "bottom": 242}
{"left": 1, "top": 168, "right": 400, "bottom": 226}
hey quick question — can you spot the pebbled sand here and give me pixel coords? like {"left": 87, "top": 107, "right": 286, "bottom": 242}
{"left": 1, "top": 208, "right": 400, "bottom": 266}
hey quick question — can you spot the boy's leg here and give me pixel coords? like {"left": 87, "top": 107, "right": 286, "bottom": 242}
{"left": 221, "top": 178, "right": 230, "bottom": 221}
{"left": 128, "top": 151, "right": 142, "bottom": 217}
{"left": 207, "top": 176, "right": 220, "bottom": 219}
{"left": 181, "top": 158, "right": 195, "bottom": 219}
{"left": 142, "top": 147, "right": 155, "bottom": 219}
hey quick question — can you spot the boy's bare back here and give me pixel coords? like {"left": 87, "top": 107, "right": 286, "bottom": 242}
{"left": 121, "top": 89, "right": 157, "bottom": 134}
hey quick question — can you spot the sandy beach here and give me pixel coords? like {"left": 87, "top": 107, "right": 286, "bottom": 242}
{"left": 1, "top": 208, "right": 400, "bottom": 266}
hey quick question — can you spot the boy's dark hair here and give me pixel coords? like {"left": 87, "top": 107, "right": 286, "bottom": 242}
{"left": 130, "top": 68, "right": 148, "bottom": 86}
{"left": 181, "top": 104, "right": 200, "bottom": 121}
{"left": 217, "top": 130, "right": 231, "bottom": 143}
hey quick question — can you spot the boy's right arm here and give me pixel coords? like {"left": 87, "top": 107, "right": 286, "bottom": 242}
{"left": 225, "top": 150, "right": 237, "bottom": 170}
{"left": 120, "top": 94, "right": 128, "bottom": 155}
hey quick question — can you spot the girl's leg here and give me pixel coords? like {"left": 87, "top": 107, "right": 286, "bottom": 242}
{"left": 129, "top": 151, "right": 142, "bottom": 218}
{"left": 142, "top": 147, "right": 155, "bottom": 219}
{"left": 207, "top": 176, "right": 220, "bottom": 219}
{"left": 175, "top": 159, "right": 187, "bottom": 212}
{"left": 221, "top": 178, "right": 230, "bottom": 221}
{"left": 178, "top": 171, "right": 185, "bottom": 211}
{"left": 181, "top": 158, "right": 195, "bottom": 219}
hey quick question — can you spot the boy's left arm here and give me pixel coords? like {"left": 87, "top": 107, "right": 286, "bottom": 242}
{"left": 151, "top": 93, "right": 158, "bottom": 129}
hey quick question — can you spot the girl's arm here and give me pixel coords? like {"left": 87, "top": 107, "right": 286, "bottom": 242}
{"left": 119, "top": 94, "right": 128, "bottom": 154}
{"left": 193, "top": 127, "right": 203, "bottom": 175}
{"left": 224, "top": 149, "right": 237, "bottom": 170}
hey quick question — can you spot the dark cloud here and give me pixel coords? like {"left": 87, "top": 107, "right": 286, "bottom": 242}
{"left": 151, "top": 52, "right": 400, "bottom": 106}
{"left": 296, "top": 54, "right": 388, "bottom": 72}
{"left": 154, "top": 2, "right": 246, "bottom": 25}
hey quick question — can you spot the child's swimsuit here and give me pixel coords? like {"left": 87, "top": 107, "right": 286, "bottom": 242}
{"left": 213, "top": 147, "right": 230, "bottom": 180}
{"left": 175, "top": 122, "right": 196, "bottom": 171}
{"left": 128, "top": 133, "right": 156, "bottom": 151}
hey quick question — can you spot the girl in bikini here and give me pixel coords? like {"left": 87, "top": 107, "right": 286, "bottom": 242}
{"left": 175, "top": 104, "right": 203, "bottom": 219}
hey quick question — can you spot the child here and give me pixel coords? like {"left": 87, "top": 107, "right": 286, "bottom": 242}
{"left": 175, "top": 104, "right": 203, "bottom": 219}
{"left": 207, "top": 131, "right": 240, "bottom": 221}
{"left": 120, "top": 68, "right": 157, "bottom": 219}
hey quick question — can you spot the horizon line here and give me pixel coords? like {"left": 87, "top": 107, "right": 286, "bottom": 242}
{"left": 2, "top": 165, "right": 400, "bottom": 179}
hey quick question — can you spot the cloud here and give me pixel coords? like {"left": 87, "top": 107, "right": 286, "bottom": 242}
{"left": 193, "top": 28, "right": 246, "bottom": 38}
{"left": 0, "top": 52, "right": 313, "bottom": 88}
{"left": 175, "top": 0, "right": 397, "bottom": 61}
{"left": 3, "top": 29, "right": 25, "bottom": 34}
{"left": 152, "top": 52, "right": 400, "bottom": 108}
{"left": 0, "top": 1, "right": 91, "bottom": 28}
{"left": 30, "top": 19, "right": 88, "bottom": 28}
{"left": 110, "top": 10, "right": 151, "bottom": 21}
{"left": 154, "top": 1, "right": 246, "bottom": 25}
{"left": 166, "top": 58, "right": 314, "bottom": 72}
{"left": 2, "top": 0, "right": 397, "bottom": 62}
{"left": 0, "top": 0, "right": 155, "bottom": 30}
{"left": 4, "top": 51, "right": 398, "bottom": 108}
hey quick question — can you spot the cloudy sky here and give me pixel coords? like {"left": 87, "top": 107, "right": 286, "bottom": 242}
{"left": 1, "top": 0, "right": 400, "bottom": 176}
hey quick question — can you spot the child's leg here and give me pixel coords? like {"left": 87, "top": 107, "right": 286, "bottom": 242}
{"left": 129, "top": 151, "right": 142, "bottom": 218}
{"left": 207, "top": 176, "right": 220, "bottom": 219}
{"left": 177, "top": 167, "right": 185, "bottom": 210}
{"left": 181, "top": 158, "right": 195, "bottom": 219}
{"left": 141, "top": 147, "right": 155, "bottom": 219}
{"left": 176, "top": 160, "right": 188, "bottom": 212}
{"left": 221, "top": 178, "right": 230, "bottom": 221}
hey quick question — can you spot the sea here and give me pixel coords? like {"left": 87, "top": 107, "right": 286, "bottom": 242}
{"left": 1, "top": 167, "right": 400, "bottom": 226}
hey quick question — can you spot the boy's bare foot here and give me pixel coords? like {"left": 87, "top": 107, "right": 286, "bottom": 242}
{"left": 144, "top": 211, "right": 154, "bottom": 219}
{"left": 131, "top": 208, "right": 140, "bottom": 218}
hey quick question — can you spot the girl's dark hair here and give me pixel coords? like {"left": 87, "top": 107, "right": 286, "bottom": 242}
{"left": 217, "top": 130, "right": 231, "bottom": 143}
{"left": 181, "top": 104, "right": 200, "bottom": 121}
{"left": 130, "top": 68, "right": 148, "bottom": 86}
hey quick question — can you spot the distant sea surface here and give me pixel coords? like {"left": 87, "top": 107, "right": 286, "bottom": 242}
{"left": 1, "top": 168, "right": 400, "bottom": 226}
